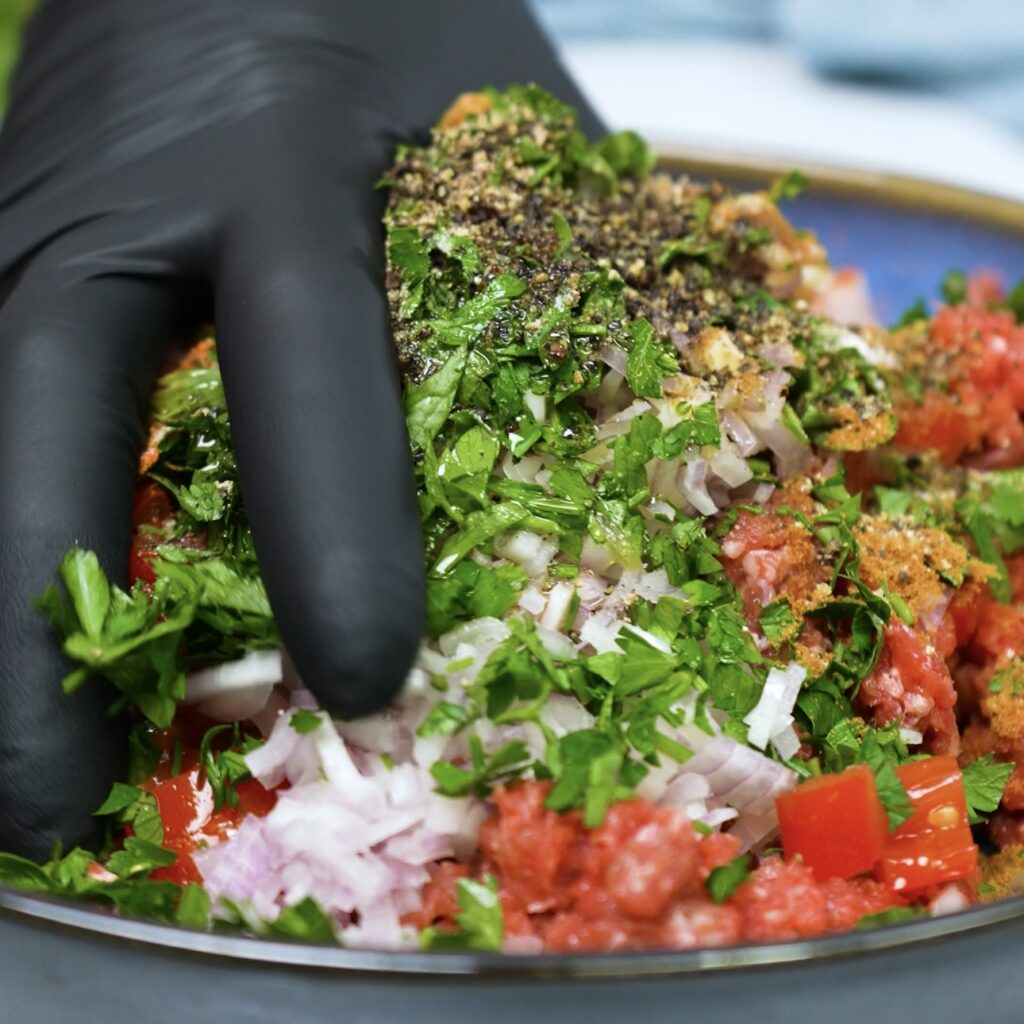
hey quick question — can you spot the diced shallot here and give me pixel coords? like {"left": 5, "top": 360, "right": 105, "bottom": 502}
{"left": 183, "top": 650, "right": 283, "bottom": 722}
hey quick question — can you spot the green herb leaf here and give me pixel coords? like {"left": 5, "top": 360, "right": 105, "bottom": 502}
{"left": 290, "top": 708, "right": 323, "bottom": 734}
{"left": 706, "top": 854, "right": 751, "bottom": 903}
{"left": 266, "top": 898, "right": 337, "bottom": 942}
{"left": 768, "top": 170, "right": 808, "bottom": 202}
{"left": 962, "top": 754, "right": 1014, "bottom": 824}
{"left": 404, "top": 345, "right": 469, "bottom": 452}
{"left": 855, "top": 906, "right": 929, "bottom": 930}
{"left": 106, "top": 837, "right": 177, "bottom": 880}
{"left": 625, "top": 318, "right": 665, "bottom": 399}
{"left": 421, "top": 875, "right": 505, "bottom": 951}
{"left": 175, "top": 884, "right": 211, "bottom": 929}
{"left": 758, "top": 598, "right": 797, "bottom": 646}
{"left": 940, "top": 269, "right": 967, "bottom": 306}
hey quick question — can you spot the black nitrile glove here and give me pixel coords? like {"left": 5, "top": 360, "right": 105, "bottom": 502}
{"left": 0, "top": 0, "right": 603, "bottom": 858}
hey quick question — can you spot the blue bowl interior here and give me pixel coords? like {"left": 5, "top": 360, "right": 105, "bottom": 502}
{"left": 780, "top": 191, "right": 1024, "bottom": 325}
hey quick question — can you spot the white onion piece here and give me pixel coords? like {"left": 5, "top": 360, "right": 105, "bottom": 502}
{"left": 540, "top": 582, "right": 577, "bottom": 632}
{"left": 517, "top": 586, "right": 547, "bottom": 615}
{"left": 824, "top": 326, "right": 897, "bottom": 369}
{"left": 644, "top": 499, "right": 677, "bottom": 522}
{"left": 540, "top": 694, "right": 596, "bottom": 737}
{"left": 249, "top": 689, "right": 289, "bottom": 738}
{"left": 899, "top": 727, "right": 924, "bottom": 746}
{"left": 929, "top": 884, "right": 969, "bottom": 916}
{"left": 184, "top": 650, "right": 283, "bottom": 722}
{"left": 621, "top": 621, "right": 673, "bottom": 654}
{"left": 438, "top": 616, "right": 511, "bottom": 658}
{"left": 745, "top": 408, "right": 811, "bottom": 480}
{"left": 744, "top": 663, "right": 806, "bottom": 750}
{"left": 760, "top": 339, "right": 801, "bottom": 368}
{"left": 501, "top": 452, "right": 544, "bottom": 483}
{"left": 597, "top": 342, "right": 629, "bottom": 375}
{"left": 720, "top": 410, "right": 761, "bottom": 457}
{"left": 919, "top": 589, "right": 954, "bottom": 634}
{"left": 680, "top": 458, "right": 718, "bottom": 516}
{"left": 580, "top": 536, "right": 616, "bottom": 575}
{"left": 596, "top": 400, "right": 652, "bottom": 440}
{"left": 661, "top": 772, "right": 711, "bottom": 807}
{"left": 579, "top": 614, "right": 623, "bottom": 654}
{"left": 685, "top": 735, "right": 796, "bottom": 817}
{"left": 534, "top": 623, "right": 577, "bottom": 660}
{"left": 700, "top": 807, "right": 740, "bottom": 828}
{"left": 710, "top": 445, "right": 753, "bottom": 489}
{"left": 524, "top": 391, "right": 547, "bottom": 423}
{"left": 770, "top": 724, "right": 802, "bottom": 761}
{"left": 633, "top": 568, "right": 677, "bottom": 604}
{"left": 494, "top": 530, "right": 558, "bottom": 577}
{"left": 728, "top": 810, "right": 782, "bottom": 853}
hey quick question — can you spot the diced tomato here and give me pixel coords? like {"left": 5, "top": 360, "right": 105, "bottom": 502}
{"left": 877, "top": 755, "right": 978, "bottom": 894}
{"left": 878, "top": 828, "right": 978, "bottom": 895}
{"left": 141, "top": 763, "right": 277, "bottom": 886}
{"left": 894, "top": 306, "right": 1024, "bottom": 468}
{"left": 892, "top": 755, "right": 969, "bottom": 834}
{"left": 776, "top": 764, "right": 888, "bottom": 881}
{"left": 129, "top": 482, "right": 175, "bottom": 585}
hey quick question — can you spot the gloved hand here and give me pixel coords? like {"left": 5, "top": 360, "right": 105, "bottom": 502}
{"left": 0, "top": 0, "right": 603, "bottom": 859}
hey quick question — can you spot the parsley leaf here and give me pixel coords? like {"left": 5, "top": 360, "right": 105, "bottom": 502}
{"left": 175, "top": 884, "right": 212, "bottom": 929}
{"left": 940, "top": 269, "right": 967, "bottom": 306}
{"left": 266, "top": 898, "right": 337, "bottom": 942}
{"left": 404, "top": 346, "right": 469, "bottom": 452}
{"left": 768, "top": 169, "right": 807, "bottom": 202}
{"left": 625, "top": 318, "right": 666, "bottom": 399}
{"left": 758, "top": 598, "right": 796, "bottom": 646}
{"left": 962, "top": 754, "right": 1014, "bottom": 824}
{"left": 93, "top": 782, "right": 164, "bottom": 845}
{"left": 855, "top": 906, "right": 928, "bottom": 930}
{"left": 420, "top": 875, "right": 505, "bottom": 951}
{"left": 290, "top": 708, "right": 323, "bottom": 734}
{"left": 706, "top": 854, "right": 751, "bottom": 903}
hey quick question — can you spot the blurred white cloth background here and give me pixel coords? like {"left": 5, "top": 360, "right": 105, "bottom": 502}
{"left": 533, "top": 2, "right": 1024, "bottom": 201}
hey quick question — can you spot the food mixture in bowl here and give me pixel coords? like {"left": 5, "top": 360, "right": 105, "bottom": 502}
{"left": 3, "top": 86, "right": 1024, "bottom": 953}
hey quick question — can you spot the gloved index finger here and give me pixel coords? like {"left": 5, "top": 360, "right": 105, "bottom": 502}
{"left": 214, "top": 130, "right": 425, "bottom": 719}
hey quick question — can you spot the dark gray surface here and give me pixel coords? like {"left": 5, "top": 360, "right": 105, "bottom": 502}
{"left": 3, "top": 889, "right": 1024, "bottom": 1024}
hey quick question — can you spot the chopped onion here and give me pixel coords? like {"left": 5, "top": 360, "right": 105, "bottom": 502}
{"left": 930, "top": 884, "right": 970, "bottom": 916}
{"left": 579, "top": 614, "right": 623, "bottom": 654}
{"left": 540, "top": 582, "right": 577, "bottom": 632}
{"left": 524, "top": 391, "right": 547, "bottom": 423}
{"left": 438, "top": 617, "right": 511, "bottom": 658}
{"left": 709, "top": 445, "right": 753, "bottom": 489}
{"left": 770, "top": 724, "right": 802, "bottom": 761}
{"left": 517, "top": 586, "right": 547, "bottom": 615}
{"left": 743, "top": 663, "right": 806, "bottom": 750}
{"left": 501, "top": 452, "right": 544, "bottom": 483}
{"left": 720, "top": 410, "right": 761, "bottom": 457}
{"left": 728, "top": 809, "right": 782, "bottom": 853}
{"left": 621, "top": 621, "right": 673, "bottom": 654}
{"left": 684, "top": 735, "right": 796, "bottom": 817}
{"left": 899, "top": 727, "right": 924, "bottom": 746}
{"left": 597, "top": 342, "right": 628, "bottom": 376}
{"left": 184, "top": 650, "right": 283, "bottom": 722}
{"left": 680, "top": 458, "right": 718, "bottom": 516}
{"left": 596, "top": 400, "right": 652, "bottom": 440}
{"left": 580, "top": 536, "right": 615, "bottom": 575}
{"left": 494, "top": 530, "right": 558, "bottom": 577}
